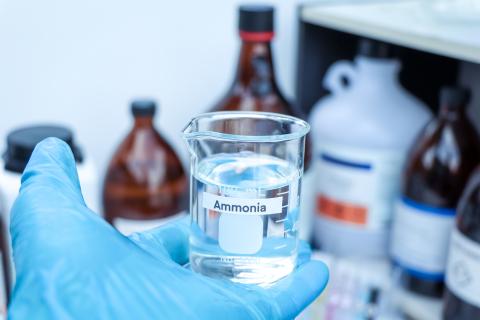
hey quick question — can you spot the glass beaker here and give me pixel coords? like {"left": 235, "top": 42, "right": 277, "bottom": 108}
{"left": 183, "top": 111, "right": 309, "bottom": 285}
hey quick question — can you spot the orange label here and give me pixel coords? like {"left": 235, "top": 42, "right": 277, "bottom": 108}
{"left": 317, "top": 195, "right": 367, "bottom": 225}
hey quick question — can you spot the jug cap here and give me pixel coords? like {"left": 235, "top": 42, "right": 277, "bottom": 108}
{"left": 358, "top": 38, "right": 393, "bottom": 59}
{"left": 183, "top": 111, "right": 309, "bottom": 143}
{"left": 3, "top": 125, "right": 83, "bottom": 173}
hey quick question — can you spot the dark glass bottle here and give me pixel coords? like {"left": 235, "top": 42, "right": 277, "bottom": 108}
{"left": 390, "top": 86, "right": 480, "bottom": 298}
{"left": 103, "top": 100, "right": 188, "bottom": 235}
{"left": 443, "top": 167, "right": 480, "bottom": 319}
{"left": 212, "top": 6, "right": 291, "bottom": 112}
{"left": 0, "top": 217, "right": 10, "bottom": 311}
{"left": 211, "top": 5, "right": 313, "bottom": 240}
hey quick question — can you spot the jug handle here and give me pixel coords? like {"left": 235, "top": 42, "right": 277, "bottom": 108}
{"left": 323, "top": 60, "right": 357, "bottom": 94}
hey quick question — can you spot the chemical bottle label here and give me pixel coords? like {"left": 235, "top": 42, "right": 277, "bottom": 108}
{"left": 113, "top": 211, "right": 187, "bottom": 236}
{"left": 315, "top": 143, "right": 404, "bottom": 229}
{"left": 446, "top": 228, "right": 480, "bottom": 308}
{"left": 390, "top": 197, "right": 455, "bottom": 279}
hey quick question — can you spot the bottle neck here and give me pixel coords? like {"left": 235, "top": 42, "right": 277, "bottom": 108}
{"left": 133, "top": 116, "right": 154, "bottom": 128}
{"left": 233, "top": 38, "right": 277, "bottom": 93}
{"left": 438, "top": 104, "right": 467, "bottom": 121}
{"left": 354, "top": 56, "right": 400, "bottom": 87}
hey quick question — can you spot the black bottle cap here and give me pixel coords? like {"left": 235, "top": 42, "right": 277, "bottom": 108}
{"left": 131, "top": 99, "right": 156, "bottom": 117}
{"left": 357, "top": 38, "right": 392, "bottom": 58}
{"left": 4, "top": 125, "right": 83, "bottom": 174}
{"left": 239, "top": 5, "right": 274, "bottom": 33}
{"left": 440, "top": 86, "right": 471, "bottom": 108}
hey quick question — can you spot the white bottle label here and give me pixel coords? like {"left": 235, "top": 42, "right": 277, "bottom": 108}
{"left": 203, "top": 193, "right": 283, "bottom": 254}
{"left": 446, "top": 228, "right": 480, "bottom": 308}
{"left": 391, "top": 197, "right": 455, "bottom": 278}
{"left": 315, "top": 143, "right": 404, "bottom": 229}
{"left": 113, "top": 211, "right": 186, "bottom": 236}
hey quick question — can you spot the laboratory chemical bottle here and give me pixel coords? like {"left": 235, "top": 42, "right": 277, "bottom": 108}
{"left": 0, "top": 125, "right": 98, "bottom": 213}
{"left": 443, "top": 167, "right": 480, "bottom": 319}
{"left": 103, "top": 100, "right": 188, "bottom": 235}
{"left": 391, "top": 86, "right": 480, "bottom": 298}
{"left": 0, "top": 208, "right": 9, "bottom": 317}
{"left": 211, "top": 5, "right": 314, "bottom": 241}
{"left": 309, "top": 38, "right": 432, "bottom": 257}
{"left": 0, "top": 125, "right": 98, "bottom": 292}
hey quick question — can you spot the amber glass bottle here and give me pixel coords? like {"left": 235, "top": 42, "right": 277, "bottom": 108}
{"left": 443, "top": 167, "right": 480, "bottom": 319}
{"left": 103, "top": 100, "right": 188, "bottom": 235}
{"left": 211, "top": 5, "right": 313, "bottom": 240}
{"left": 390, "top": 86, "right": 480, "bottom": 297}
{"left": 213, "top": 6, "right": 291, "bottom": 113}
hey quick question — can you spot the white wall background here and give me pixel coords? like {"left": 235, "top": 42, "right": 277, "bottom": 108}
{"left": 0, "top": 0, "right": 308, "bottom": 174}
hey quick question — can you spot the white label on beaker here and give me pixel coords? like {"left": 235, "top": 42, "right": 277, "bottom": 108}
{"left": 219, "top": 214, "right": 263, "bottom": 254}
{"left": 202, "top": 193, "right": 283, "bottom": 215}
{"left": 203, "top": 193, "right": 283, "bottom": 254}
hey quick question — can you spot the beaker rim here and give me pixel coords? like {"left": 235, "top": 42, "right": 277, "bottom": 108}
{"left": 182, "top": 111, "right": 310, "bottom": 142}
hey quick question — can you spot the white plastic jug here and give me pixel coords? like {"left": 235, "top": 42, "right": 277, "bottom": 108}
{"left": 309, "top": 54, "right": 432, "bottom": 258}
{"left": 0, "top": 125, "right": 99, "bottom": 292}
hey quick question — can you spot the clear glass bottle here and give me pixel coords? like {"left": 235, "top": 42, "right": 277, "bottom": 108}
{"left": 103, "top": 100, "right": 188, "bottom": 235}
{"left": 211, "top": 5, "right": 314, "bottom": 241}
{"left": 391, "top": 86, "right": 480, "bottom": 297}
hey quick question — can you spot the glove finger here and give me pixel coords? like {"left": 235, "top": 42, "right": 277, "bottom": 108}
{"left": 268, "top": 260, "right": 329, "bottom": 319}
{"left": 10, "top": 138, "right": 91, "bottom": 269}
{"left": 128, "top": 216, "right": 190, "bottom": 265}
{"left": 15, "top": 137, "right": 84, "bottom": 205}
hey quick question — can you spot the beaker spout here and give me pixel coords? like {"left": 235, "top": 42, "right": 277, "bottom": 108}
{"left": 181, "top": 122, "right": 196, "bottom": 155}
{"left": 182, "top": 119, "right": 209, "bottom": 155}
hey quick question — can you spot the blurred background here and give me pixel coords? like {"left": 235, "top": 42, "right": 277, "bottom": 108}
{"left": 1, "top": 0, "right": 480, "bottom": 319}
{"left": 0, "top": 0, "right": 304, "bottom": 168}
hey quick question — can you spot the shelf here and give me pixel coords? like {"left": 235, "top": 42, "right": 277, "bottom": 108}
{"left": 301, "top": 0, "right": 480, "bottom": 64}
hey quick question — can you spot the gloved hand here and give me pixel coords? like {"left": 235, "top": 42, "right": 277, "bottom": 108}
{"left": 8, "top": 138, "right": 328, "bottom": 320}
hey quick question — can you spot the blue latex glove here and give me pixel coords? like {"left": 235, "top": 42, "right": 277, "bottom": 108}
{"left": 8, "top": 138, "right": 328, "bottom": 320}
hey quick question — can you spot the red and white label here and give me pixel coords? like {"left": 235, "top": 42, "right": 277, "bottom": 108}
{"left": 317, "top": 195, "right": 367, "bottom": 225}
{"left": 315, "top": 143, "right": 404, "bottom": 229}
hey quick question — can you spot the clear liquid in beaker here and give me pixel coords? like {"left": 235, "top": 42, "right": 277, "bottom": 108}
{"left": 190, "top": 151, "right": 300, "bottom": 285}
